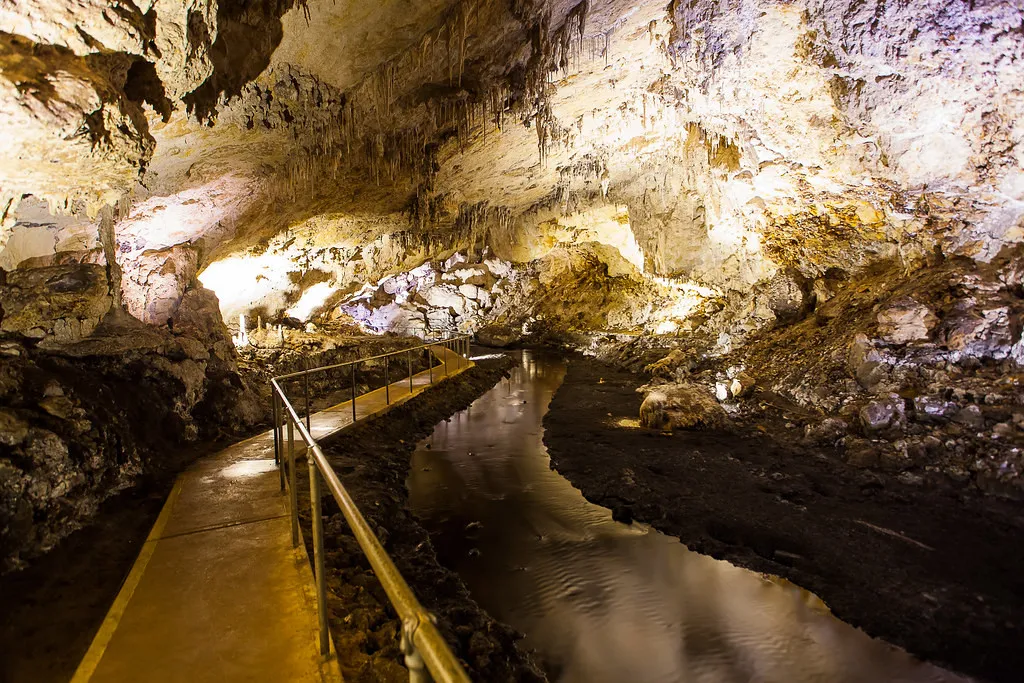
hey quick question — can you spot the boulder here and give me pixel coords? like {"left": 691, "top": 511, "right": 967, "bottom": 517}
{"left": 763, "top": 272, "right": 804, "bottom": 321}
{"left": 848, "top": 333, "right": 888, "bottom": 389}
{"left": 876, "top": 297, "right": 936, "bottom": 344}
{"left": 476, "top": 323, "right": 520, "bottom": 348}
{"left": 912, "top": 395, "right": 957, "bottom": 423}
{"left": 0, "top": 264, "right": 111, "bottom": 342}
{"left": 859, "top": 394, "right": 905, "bottom": 435}
{"left": 943, "top": 306, "right": 1014, "bottom": 358}
{"left": 730, "top": 372, "right": 756, "bottom": 398}
{"left": 169, "top": 286, "right": 231, "bottom": 345}
{"left": 844, "top": 438, "right": 881, "bottom": 468}
{"left": 0, "top": 410, "right": 29, "bottom": 447}
{"left": 421, "top": 284, "right": 467, "bottom": 315}
{"left": 644, "top": 350, "right": 685, "bottom": 379}
{"left": 952, "top": 404, "right": 985, "bottom": 430}
{"left": 804, "top": 417, "right": 849, "bottom": 445}
{"left": 38, "top": 396, "right": 77, "bottom": 420}
{"left": 639, "top": 383, "right": 728, "bottom": 431}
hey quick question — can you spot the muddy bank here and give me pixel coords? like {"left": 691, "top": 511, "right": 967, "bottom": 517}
{"left": 543, "top": 356, "right": 1024, "bottom": 683}
{"left": 294, "top": 353, "right": 546, "bottom": 682}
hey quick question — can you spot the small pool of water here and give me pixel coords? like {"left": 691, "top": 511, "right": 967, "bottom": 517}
{"left": 407, "top": 350, "right": 970, "bottom": 683}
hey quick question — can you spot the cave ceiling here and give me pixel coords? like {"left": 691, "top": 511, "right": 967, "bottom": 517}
{"left": 0, "top": 0, "right": 1022, "bottom": 326}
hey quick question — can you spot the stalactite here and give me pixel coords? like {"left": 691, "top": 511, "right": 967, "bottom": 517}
{"left": 228, "top": 0, "right": 615, "bottom": 238}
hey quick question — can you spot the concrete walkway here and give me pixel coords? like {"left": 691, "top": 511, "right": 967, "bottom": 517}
{"left": 72, "top": 345, "right": 473, "bottom": 683}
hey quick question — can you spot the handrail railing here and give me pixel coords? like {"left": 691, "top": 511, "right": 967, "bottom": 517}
{"left": 270, "top": 335, "right": 473, "bottom": 683}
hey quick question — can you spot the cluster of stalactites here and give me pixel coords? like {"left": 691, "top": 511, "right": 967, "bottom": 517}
{"left": 323, "top": 0, "right": 598, "bottom": 185}
{"left": 251, "top": 0, "right": 607, "bottom": 229}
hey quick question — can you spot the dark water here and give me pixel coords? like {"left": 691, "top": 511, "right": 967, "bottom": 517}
{"left": 407, "top": 350, "right": 971, "bottom": 683}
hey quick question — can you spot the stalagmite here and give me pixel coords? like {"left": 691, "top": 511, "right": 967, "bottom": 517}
{"left": 234, "top": 313, "right": 249, "bottom": 347}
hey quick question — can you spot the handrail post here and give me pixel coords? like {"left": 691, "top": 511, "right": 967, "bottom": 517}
{"left": 308, "top": 448, "right": 329, "bottom": 657}
{"left": 402, "top": 626, "right": 431, "bottom": 683}
{"left": 385, "top": 354, "right": 390, "bottom": 404}
{"left": 287, "top": 418, "right": 298, "bottom": 548}
{"left": 276, "top": 391, "right": 285, "bottom": 492}
{"left": 304, "top": 356, "right": 311, "bottom": 432}
{"left": 272, "top": 388, "right": 280, "bottom": 466}
{"left": 269, "top": 340, "right": 479, "bottom": 683}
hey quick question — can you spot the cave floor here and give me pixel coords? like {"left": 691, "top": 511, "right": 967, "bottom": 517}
{"left": 543, "top": 355, "right": 1024, "bottom": 683}
{"left": 66, "top": 347, "right": 471, "bottom": 683}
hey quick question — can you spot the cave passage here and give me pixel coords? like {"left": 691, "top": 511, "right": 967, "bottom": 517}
{"left": 407, "top": 350, "right": 965, "bottom": 683}
{"left": 1, "top": 0, "right": 1023, "bottom": 681}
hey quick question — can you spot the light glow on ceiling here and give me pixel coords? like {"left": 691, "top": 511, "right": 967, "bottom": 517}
{"left": 285, "top": 282, "right": 336, "bottom": 322}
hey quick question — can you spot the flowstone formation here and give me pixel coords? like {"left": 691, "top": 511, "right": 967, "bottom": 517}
{"left": 0, "top": 0, "right": 1022, "bottom": 568}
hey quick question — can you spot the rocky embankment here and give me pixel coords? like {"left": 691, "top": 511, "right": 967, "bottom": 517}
{"left": 0, "top": 263, "right": 262, "bottom": 573}
{"left": 235, "top": 323, "right": 439, "bottom": 415}
{"left": 600, "top": 247, "right": 1024, "bottom": 500}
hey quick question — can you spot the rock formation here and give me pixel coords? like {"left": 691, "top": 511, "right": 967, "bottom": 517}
{"left": 0, "top": 0, "right": 1022, "bottom": 567}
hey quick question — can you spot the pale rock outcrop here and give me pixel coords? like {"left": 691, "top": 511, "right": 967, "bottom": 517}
{"left": 121, "top": 243, "right": 198, "bottom": 325}
{"left": 0, "top": 0, "right": 148, "bottom": 57}
{"left": 876, "top": 298, "right": 937, "bottom": 344}
{"left": 0, "top": 33, "right": 152, "bottom": 209}
{"left": 150, "top": 0, "right": 218, "bottom": 100}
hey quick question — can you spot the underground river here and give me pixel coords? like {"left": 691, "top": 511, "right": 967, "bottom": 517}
{"left": 407, "top": 350, "right": 970, "bottom": 683}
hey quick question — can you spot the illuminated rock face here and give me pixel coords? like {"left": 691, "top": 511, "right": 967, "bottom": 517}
{"left": 0, "top": 0, "right": 1017, "bottom": 327}
{"left": 0, "top": 0, "right": 1019, "bottom": 296}
{"left": 0, "top": 0, "right": 1023, "bottom": 566}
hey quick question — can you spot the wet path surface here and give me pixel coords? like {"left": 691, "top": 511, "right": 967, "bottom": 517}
{"left": 408, "top": 350, "right": 970, "bottom": 683}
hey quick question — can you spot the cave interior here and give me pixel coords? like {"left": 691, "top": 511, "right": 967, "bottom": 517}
{"left": 0, "top": 0, "right": 1023, "bottom": 682}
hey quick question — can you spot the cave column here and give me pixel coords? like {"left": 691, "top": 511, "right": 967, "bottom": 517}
{"left": 98, "top": 206, "right": 122, "bottom": 307}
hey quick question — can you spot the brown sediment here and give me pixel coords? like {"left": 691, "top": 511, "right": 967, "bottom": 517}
{"left": 543, "top": 355, "right": 1024, "bottom": 683}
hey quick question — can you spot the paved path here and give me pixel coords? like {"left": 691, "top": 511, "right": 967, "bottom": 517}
{"left": 72, "top": 345, "right": 472, "bottom": 683}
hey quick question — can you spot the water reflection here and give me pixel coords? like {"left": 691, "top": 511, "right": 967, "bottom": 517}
{"left": 407, "top": 350, "right": 970, "bottom": 683}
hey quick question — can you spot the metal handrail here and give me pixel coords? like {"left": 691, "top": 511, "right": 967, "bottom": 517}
{"left": 270, "top": 335, "right": 473, "bottom": 683}
{"left": 274, "top": 335, "right": 465, "bottom": 380}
